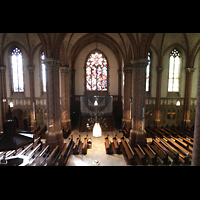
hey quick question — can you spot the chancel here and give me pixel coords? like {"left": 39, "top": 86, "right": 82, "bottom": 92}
{"left": 1, "top": 33, "right": 200, "bottom": 166}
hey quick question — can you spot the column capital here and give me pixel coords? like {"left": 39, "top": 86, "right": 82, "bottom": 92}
{"left": 156, "top": 66, "right": 164, "bottom": 73}
{"left": 44, "top": 58, "right": 61, "bottom": 68}
{"left": 186, "top": 67, "right": 196, "bottom": 74}
{"left": 60, "top": 65, "right": 70, "bottom": 73}
{"left": 0, "top": 65, "right": 6, "bottom": 73}
{"left": 27, "top": 65, "right": 35, "bottom": 72}
{"left": 131, "top": 59, "right": 148, "bottom": 69}
{"left": 123, "top": 65, "right": 133, "bottom": 73}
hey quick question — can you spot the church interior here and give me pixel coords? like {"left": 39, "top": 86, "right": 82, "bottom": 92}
{"left": 0, "top": 33, "right": 200, "bottom": 166}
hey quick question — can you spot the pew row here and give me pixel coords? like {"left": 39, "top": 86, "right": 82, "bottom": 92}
{"left": 105, "top": 135, "right": 113, "bottom": 154}
{"left": 120, "top": 136, "right": 135, "bottom": 165}
{"left": 58, "top": 135, "right": 74, "bottom": 165}
{"left": 73, "top": 135, "right": 82, "bottom": 155}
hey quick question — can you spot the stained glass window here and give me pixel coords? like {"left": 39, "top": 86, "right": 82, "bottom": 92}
{"left": 11, "top": 47, "right": 24, "bottom": 92}
{"left": 86, "top": 52, "right": 108, "bottom": 91}
{"left": 146, "top": 52, "right": 151, "bottom": 92}
{"left": 41, "top": 51, "right": 46, "bottom": 92}
{"left": 168, "top": 49, "right": 180, "bottom": 92}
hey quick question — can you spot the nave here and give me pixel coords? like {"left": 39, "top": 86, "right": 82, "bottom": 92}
{"left": 66, "top": 130, "right": 126, "bottom": 166}
{"left": 0, "top": 123, "right": 194, "bottom": 166}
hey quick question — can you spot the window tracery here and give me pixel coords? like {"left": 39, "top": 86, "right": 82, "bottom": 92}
{"left": 86, "top": 51, "right": 108, "bottom": 91}
{"left": 11, "top": 47, "right": 24, "bottom": 92}
{"left": 168, "top": 49, "right": 180, "bottom": 92}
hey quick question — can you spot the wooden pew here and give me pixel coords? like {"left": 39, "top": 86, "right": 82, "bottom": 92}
{"left": 73, "top": 135, "right": 82, "bottom": 155}
{"left": 150, "top": 142, "right": 168, "bottom": 165}
{"left": 46, "top": 145, "right": 60, "bottom": 166}
{"left": 178, "top": 135, "right": 193, "bottom": 147}
{"left": 112, "top": 135, "right": 121, "bottom": 154}
{"left": 145, "top": 127, "right": 159, "bottom": 138}
{"left": 120, "top": 136, "right": 135, "bottom": 165}
{"left": 153, "top": 138, "right": 179, "bottom": 165}
{"left": 143, "top": 144, "right": 157, "bottom": 165}
{"left": 134, "top": 144, "right": 146, "bottom": 165}
{"left": 163, "top": 136, "right": 190, "bottom": 163}
{"left": 18, "top": 143, "right": 34, "bottom": 156}
{"left": 170, "top": 135, "right": 189, "bottom": 149}
{"left": 156, "top": 137, "right": 179, "bottom": 165}
{"left": 119, "top": 122, "right": 130, "bottom": 138}
{"left": 33, "top": 145, "right": 50, "bottom": 166}
{"left": 62, "top": 126, "right": 71, "bottom": 138}
{"left": 28, "top": 143, "right": 42, "bottom": 165}
{"left": 105, "top": 135, "right": 113, "bottom": 154}
{"left": 31, "top": 126, "right": 40, "bottom": 133}
{"left": 35, "top": 126, "right": 47, "bottom": 138}
{"left": 81, "top": 135, "right": 88, "bottom": 155}
{"left": 58, "top": 135, "right": 74, "bottom": 166}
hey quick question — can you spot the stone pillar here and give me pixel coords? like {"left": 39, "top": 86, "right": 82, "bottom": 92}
{"left": 122, "top": 66, "right": 132, "bottom": 129}
{"left": 118, "top": 69, "right": 122, "bottom": 99}
{"left": 183, "top": 67, "right": 196, "bottom": 127}
{"left": 155, "top": 66, "right": 164, "bottom": 127}
{"left": 129, "top": 59, "right": 148, "bottom": 147}
{"left": 71, "top": 69, "right": 76, "bottom": 99}
{"left": 0, "top": 65, "right": 5, "bottom": 129}
{"left": 44, "top": 58, "right": 63, "bottom": 150}
{"left": 27, "top": 65, "right": 36, "bottom": 129}
{"left": 0, "top": 65, "right": 7, "bottom": 122}
{"left": 192, "top": 66, "right": 200, "bottom": 166}
{"left": 60, "top": 65, "right": 71, "bottom": 130}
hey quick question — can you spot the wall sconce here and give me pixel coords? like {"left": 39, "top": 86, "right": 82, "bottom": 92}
{"left": 176, "top": 100, "right": 180, "bottom": 107}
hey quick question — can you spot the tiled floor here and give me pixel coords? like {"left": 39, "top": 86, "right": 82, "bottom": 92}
{"left": 65, "top": 129, "right": 127, "bottom": 166}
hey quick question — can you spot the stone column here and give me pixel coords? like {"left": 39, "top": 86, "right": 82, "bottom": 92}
{"left": 60, "top": 65, "right": 71, "bottom": 130}
{"left": 0, "top": 65, "right": 7, "bottom": 122}
{"left": 0, "top": 65, "right": 5, "bottom": 129}
{"left": 27, "top": 65, "right": 36, "bottom": 129}
{"left": 129, "top": 59, "right": 148, "bottom": 147}
{"left": 122, "top": 66, "right": 133, "bottom": 129}
{"left": 71, "top": 69, "right": 76, "bottom": 99}
{"left": 155, "top": 66, "right": 164, "bottom": 127}
{"left": 118, "top": 69, "right": 122, "bottom": 100}
{"left": 44, "top": 58, "right": 63, "bottom": 150}
{"left": 183, "top": 67, "right": 196, "bottom": 127}
{"left": 192, "top": 66, "right": 200, "bottom": 166}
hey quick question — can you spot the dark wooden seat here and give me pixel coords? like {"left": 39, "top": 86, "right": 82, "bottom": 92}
{"left": 58, "top": 135, "right": 74, "bottom": 165}
{"left": 105, "top": 135, "right": 113, "bottom": 154}
{"left": 81, "top": 135, "right": 88, "bottom": 155}
{"left": 120, "top": 136, "right": 135, "bottom": 165}
{"left": 73, "top": 135, "right": 82, "bottom": 155}
{"left": 112, "top": 135, "right": 121, "bottom": 154}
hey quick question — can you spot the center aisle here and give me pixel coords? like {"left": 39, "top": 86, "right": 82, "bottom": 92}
{"left": 65, "top": 130, "right": 127, "bottom": 166}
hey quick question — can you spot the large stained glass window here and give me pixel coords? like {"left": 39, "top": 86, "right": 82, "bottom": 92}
{"left": 11, "top": 47, "right": 24, "bottom": 92}
{"left": 41, "top": 51, "right": 46, "bottom": 92}
{"left": 86, "top": 52, "right": 108, "bottom": 91}
{"left": 168, "top": 49, "right": 180, "bottom": 92}
{"left": 146, "top": 52, "right": 151, "bottom": 92}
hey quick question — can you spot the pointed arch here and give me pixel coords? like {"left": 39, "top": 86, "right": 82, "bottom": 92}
{"left": 11, "top": 46, "right": 24, "bottom": 92}
{"left": 85, "top": 50, "right": 108, "bottom": 93}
